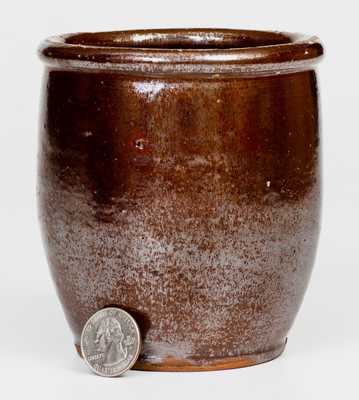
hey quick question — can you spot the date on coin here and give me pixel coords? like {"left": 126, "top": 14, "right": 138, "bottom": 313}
{"left": 81, "top": 307, "right": 141, "bottom": 377}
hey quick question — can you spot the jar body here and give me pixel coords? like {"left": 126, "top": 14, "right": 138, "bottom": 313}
{"left": 38, "top": 67, "right": 320, "bottom": 370}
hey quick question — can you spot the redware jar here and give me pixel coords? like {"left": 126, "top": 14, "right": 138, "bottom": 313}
{"left": 38, "top": 29, "right": 323, "bottom": 371}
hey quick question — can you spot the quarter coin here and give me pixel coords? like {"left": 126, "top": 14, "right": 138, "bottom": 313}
{"left": 81, "top": 307, "right": 141, "bottom": 377}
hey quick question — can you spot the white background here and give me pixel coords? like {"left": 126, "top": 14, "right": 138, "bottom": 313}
{"left": 1, "top": 1, "right": 358, "bottom": 399}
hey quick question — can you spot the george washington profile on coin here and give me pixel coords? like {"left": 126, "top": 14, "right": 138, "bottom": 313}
{"left": 94, "top": 316, "right": 128, "bottom": 366}
{"left": 81, "top": 307, "right": 141, "bottom": 377}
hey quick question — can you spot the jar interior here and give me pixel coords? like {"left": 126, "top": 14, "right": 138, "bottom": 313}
{"left": 64, "top": 29, "right": 293, "bottom": 50}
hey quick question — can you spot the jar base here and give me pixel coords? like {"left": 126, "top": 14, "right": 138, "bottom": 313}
{"left": 75, "top": 339, "right": 287, "bottom": 372}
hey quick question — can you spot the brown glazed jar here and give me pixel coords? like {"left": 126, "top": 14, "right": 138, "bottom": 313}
{"left": 38, "top": 29, "right": 323, "bottom": 371}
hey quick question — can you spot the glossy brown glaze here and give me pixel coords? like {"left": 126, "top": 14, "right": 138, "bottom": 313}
{"left": 38, "top": 29, "right": 323, "bottom": 371}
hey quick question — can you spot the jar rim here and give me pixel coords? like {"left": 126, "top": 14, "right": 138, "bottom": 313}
{"left": 39, "top": 28, "right": 324, "bottom": 74}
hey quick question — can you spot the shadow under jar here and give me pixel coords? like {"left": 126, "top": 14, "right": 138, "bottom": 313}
{"left": 38, "top": 29, "right": 323, "bottom": 371}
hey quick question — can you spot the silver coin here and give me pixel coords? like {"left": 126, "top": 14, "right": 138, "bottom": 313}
{"left": 80, "top": 307, "right": 141, "bottom": 377}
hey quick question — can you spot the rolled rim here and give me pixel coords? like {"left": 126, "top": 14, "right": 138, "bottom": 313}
{"left": 39, "top": 28, "right": 324, "bottom": 74}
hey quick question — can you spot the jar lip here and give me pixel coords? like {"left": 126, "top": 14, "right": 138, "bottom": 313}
{"left": 39, "top": 28, "right": 324, "bottom": 74}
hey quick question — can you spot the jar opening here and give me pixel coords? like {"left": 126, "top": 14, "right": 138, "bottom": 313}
{"left": 39, "top": 28, "right": 323, "bottom": 74}
{"left": 64, "top": 29, "right": 292, "bottom": 50}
